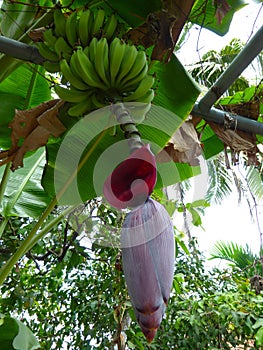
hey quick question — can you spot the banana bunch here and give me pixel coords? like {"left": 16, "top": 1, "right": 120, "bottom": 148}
{"left": 38, "top": 8, "right": 119, "bottom": 73}
{"left": 55, "top": 37, "right": 155, "bottom": 119}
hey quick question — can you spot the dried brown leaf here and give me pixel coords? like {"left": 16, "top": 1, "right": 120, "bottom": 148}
{"left": 0, "top": 99, "right": 66, "bottom": 170}
{"left": 11, "top": 126, "right": 50, "bottom": 170}
{"left": 156, "top": 120, "right": 202, "bottom": 166}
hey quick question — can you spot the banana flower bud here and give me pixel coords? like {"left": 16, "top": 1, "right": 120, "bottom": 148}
{"left": 121, "top": 198, "right": 175, "bottom": 342}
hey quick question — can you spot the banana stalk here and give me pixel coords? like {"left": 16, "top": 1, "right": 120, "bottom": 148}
{"left": 112, "top": 103, "right": 143, "bottom": 152}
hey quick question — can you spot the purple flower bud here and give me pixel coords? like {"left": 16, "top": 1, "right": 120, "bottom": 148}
{"left": 103, "top": 144, "right": 156, "bottom": 209}
{"left": 121, "top": 198, "right": 175, "bottom": 342}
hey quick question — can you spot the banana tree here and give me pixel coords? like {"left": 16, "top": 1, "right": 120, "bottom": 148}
{"left": 0, "top": 0, "right": 262, "bottom": 347}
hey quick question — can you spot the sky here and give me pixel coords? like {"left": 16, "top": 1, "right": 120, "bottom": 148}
{"left": 177, "top": 1, "right": 263, "bottom": 67}
{"left": 176, "top": 1, "right": 263, "bottom": 266}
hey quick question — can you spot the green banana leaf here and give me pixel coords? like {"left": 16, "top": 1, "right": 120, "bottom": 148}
{"left": 42, "top": 56, "right": 200, "bottom": 204}
{"left": 0, "top": 1, "right": 38, "bottom": 40}
{"left": 197, "top": 122, "right": 224, "bottom": 159}
{"left": 189, "top": 0, "right": 247, "bottom": 36}
{"left": 101, "top": 0, "right": 162, "bottom": 27}
{"left": 0, "top": 314, "right": 40, "bottom": 350}
{"left": 152, "top": 54, "right": 200, "bottom": 118}
{"left": 0, "top": 64, "right": 51, "bottom": 149}
{"left": 0, "top": 148, "right": 51, "bottom": 218}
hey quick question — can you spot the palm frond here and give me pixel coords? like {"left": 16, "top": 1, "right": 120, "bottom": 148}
{"left": 209, "top": 240, "right": 257, "bottom": 270}
{"left": 205, "top": 156, "right": 233, "bottom": 204}
{"left": 245, "top": 166, "right": 263, "bottom": 201}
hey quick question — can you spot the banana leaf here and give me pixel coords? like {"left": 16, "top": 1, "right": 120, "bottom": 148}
{"left": 0, "top": 148, "right": 51, "bottom": 218}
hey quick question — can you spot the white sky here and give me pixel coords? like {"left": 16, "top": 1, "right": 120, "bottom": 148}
{"left": 177, "top": 1, "right": 263, "bottom": 66}
{"left": 176, "top": 1, "right": 263, "bottom": 265}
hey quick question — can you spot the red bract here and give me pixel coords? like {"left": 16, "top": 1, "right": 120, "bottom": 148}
{"left": 103, "top": 144, "right": 156, "bottom": 209}
{"left": 121, "top": 198, "right": 175, "bottom": 342}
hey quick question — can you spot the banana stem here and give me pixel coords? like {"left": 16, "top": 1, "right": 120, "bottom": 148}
{"left": 0, "top": 163, "right": 11, "bottom": 206}
{"left": 27, "top": 205, "right": 79, "bottom": 252}
{"left": 112, "top": 103, "right": 144, "bottom": 153}
{"left": 0, "top": 164, "right": 11, "bottom": 238}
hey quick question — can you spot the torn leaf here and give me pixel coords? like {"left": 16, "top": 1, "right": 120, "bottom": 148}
{"left": 156, "top": 120, "right": 202, "bottom": 166}
{"left": 0, "top": 99, "right": 66, "bottom": 170}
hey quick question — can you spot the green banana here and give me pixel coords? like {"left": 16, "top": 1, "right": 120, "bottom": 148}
{"left": 74, "top": 48, "right": 106, "bottom": 90}
{"left": 94, "top": 38, "right": 110, "bottom": 86}
{"left": 103, "top": 13, "right": 118, "bottom": 40}
{"left": 83, "top": 45, "right": 89, "bottom": 56}
{"left": 69, "top": 52, "right": 81, "bottom": 78}
{"left": 37, "top": 42, "right": 59, "bottom": 61}
{"left": 123, "top": 75, "right": 154, "bottom": 102}
{"left": 78, "top": 9, "right": 93, "bottom": 47}
{"left": 60, "top": 59, "right": 88, "bottom": 91}
{"left": 54, "top": 37, "right": 72, "bottom": 60}
{"left": 122, "top": 62, "right": 148, "bottom": 92}
{"left": 44, "top": 60, "right": 60, "bottom": 73}
{"left": 54, "top": 85, "right": 91, "bottom": 103}
{"left": 115, "top": 44, "right": 138, "bottom": 87}
{"left": 88, "top": 37, "right": 98, "bottom": 64}
{"left": 68, "top": 98, "right": 93, "bottom": 116}
{"left": 136, "top": 89, "right": 155, "bottom": 103}
{"left": 109, "top": 37, "right": 126, "bottom": 86}
{"left": 53, "top": 9, "right": 67, "bottom": 39}
{"left": 43, "top": 28, "right": 57, "bottom": 47}
{"left": 92, "top": 8, "right": 105, "bottom": 36}
{"left": 120, "top": 51, "right": 148, "bottom": 88}
{"left": 66, "top": 11, "right": 78, "bottom": 47}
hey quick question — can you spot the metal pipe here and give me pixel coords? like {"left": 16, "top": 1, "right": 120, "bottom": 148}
{"left": 192, "top": 103, "right": 263, "bottom": 136}
{"left": 0, "top": 36, "right": 44, "bottom": 65}
{"left": 198, "top": 24, "right": 263, "bottom": 111}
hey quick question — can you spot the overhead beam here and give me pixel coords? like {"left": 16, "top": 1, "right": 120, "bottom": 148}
{"left": 198, "top": 24, "right": 263, "bottom": 111}
{"left": 192, "top": 103, "right": 263, "bottom": 136}
{"left": 0, "top": 36, "right": 44, "bottom": 64}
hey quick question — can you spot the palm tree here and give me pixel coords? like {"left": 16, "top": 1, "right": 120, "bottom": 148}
{"left": 210, "top": 240, "right": 263, "bottom": 294}
{"left": 188, "top": 38, "right": 251, "bottom": 95}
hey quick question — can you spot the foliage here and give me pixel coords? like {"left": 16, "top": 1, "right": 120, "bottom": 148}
{"left": 1, "top": 230, "right": 263, "bottom": 349}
